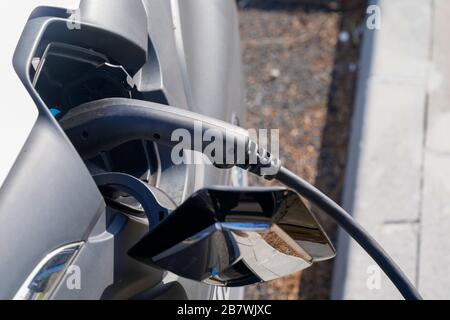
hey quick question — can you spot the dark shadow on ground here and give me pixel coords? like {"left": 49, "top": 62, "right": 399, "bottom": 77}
{"left": 298, "top": 0, "right": 366, "bottom": 300}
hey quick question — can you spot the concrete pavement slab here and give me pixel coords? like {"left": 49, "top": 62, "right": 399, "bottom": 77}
{"left": 419, "top": 152, "right": 450, "bottom": 299}
{"left": 418, "top": 0, "right": 450, "bottom": 299}
{"left": 332, "top": 0, "right": 433, "bottom": 299}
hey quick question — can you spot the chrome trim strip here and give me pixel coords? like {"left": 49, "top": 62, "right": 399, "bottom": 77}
{"left": 13, "top": 242, "right": 84, "bottom": 300}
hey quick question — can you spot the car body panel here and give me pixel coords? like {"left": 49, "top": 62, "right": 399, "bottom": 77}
{"left": 0, "top": 0, "right": 79, "bottom": 190}
{"left": 0, "top": 0, "right": 245, "bottom": 300}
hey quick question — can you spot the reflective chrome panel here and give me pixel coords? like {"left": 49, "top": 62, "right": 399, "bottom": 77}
{"left": 14, "top": 242, "right": 83, "bottom": 300}
{"left": 129, "top": 187, "right": 335, "bottom": 287}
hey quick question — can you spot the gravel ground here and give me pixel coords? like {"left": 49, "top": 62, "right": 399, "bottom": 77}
{"left": 238, "top": 0, "right": 366, "bottom": 300}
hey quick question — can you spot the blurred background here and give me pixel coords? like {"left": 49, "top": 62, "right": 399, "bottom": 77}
{"left": 237, "top": 0, "right": 367, "bottom": 299}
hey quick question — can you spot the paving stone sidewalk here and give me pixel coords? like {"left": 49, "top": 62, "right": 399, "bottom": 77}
{"left": 332, "top": 0, "right": 450, "bottom": 299}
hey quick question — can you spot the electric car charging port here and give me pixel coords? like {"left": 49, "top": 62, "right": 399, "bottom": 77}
{"left": 30, "top": 40, "right": 167, "bottom": 217}
{"left": 15, "top": 5, "right": 192, "bottom": 223}
{"left": 32, "top": 42, "right": 134, "bottom": 119}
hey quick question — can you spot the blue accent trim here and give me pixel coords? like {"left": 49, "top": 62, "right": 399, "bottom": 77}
{"left": 49, "top": 108, "right": 61, "bottom": 117}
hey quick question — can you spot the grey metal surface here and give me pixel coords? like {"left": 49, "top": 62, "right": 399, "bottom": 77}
{"left": 140, "top": 0, "right": 246, "bottom": 200}
{"left": 177, "top": 0, "right": 245, "bottom": 121}
{"left": 2, "top": 0, "right": 246, "bottom": 299}
{"left": 0, "top": 2, "right": 110, "bottom": 300}
{"left": 78, "top": 0, "right": 148, "bottom": 64}
{"left": 0, "top": 117, "right": 106, "bottom": 299}
{"left": 140, "top": 0, "right": 190, "bottom": 109}
{"left": 175, "top": 0, "right": 246, "bottom": 194}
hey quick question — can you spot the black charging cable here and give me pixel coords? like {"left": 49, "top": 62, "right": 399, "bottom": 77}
{"left": 60, "top": 97, "right": 422, "bottom": 300}
{"left": 276, "top": 167, "right": 421, "bottom": 300}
